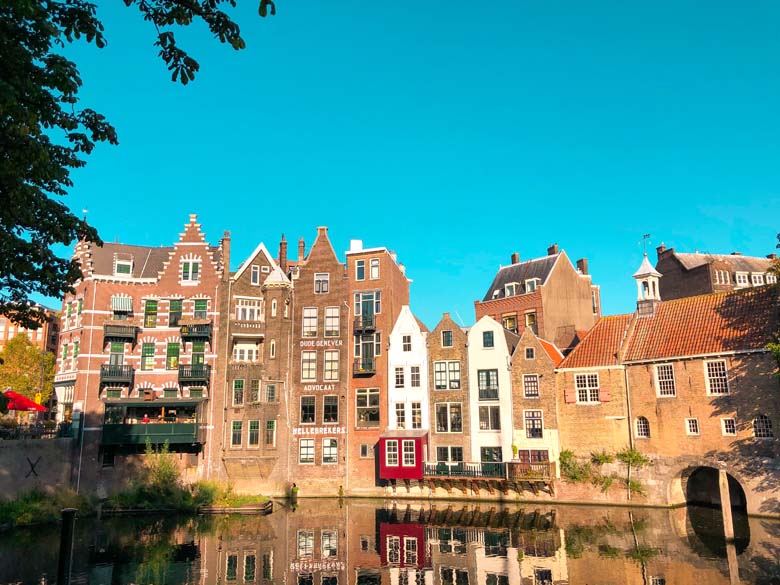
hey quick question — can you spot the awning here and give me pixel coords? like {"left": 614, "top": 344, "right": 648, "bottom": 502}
{"left": 2, "top": 390, "right": 46, "bottom": 412}
{"left": 103, "top": 401, "right": 202, "bottom": 407}
{"left": 111, "top": 296, "right": 133, "bottom": 312}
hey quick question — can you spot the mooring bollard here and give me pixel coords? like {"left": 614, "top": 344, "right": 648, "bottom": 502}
{"left": 56, "top": 508, "right": 77, "bottom": 585}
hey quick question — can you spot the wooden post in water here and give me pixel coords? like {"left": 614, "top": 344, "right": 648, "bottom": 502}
{"left": 56, "top": 508, "right": 77, "bottom": 585}
{"left": 718, "top": 469, "right": 735, "bottom": 542}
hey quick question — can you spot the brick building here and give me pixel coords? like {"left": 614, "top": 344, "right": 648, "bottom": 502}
{"left": 0, "top": 306, "right": 59, "bottom": 354}
{"left": 55, "top": 214, "right": 227, "bottom": 491}
{"left": 474, "top": 244, "right": 600, "bottom": 352}
{"left": 655, "top": 244, "right": 778, "bottom": 301}
{"left": 345, "top": 239, "right": 410, "bottom": 492}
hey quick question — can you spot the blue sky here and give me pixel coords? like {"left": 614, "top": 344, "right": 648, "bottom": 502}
{"left": 55, "top": 0, "right": 780, "bottom": 327}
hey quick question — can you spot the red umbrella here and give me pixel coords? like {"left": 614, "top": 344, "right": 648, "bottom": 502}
{"left": 2, "top": 390, "right": 46, "bottom": 412}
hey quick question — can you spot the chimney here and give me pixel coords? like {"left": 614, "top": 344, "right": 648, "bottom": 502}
{"left": 349, "top": 239, "right": 363, "bottom": 252}
{"left": 731, "top": 252, "right": 742, "bottom": 256}
{"left": 576, "top": 258, "right": 589, "bottom": 275}
{"left": 510, "top": 252, "right": 520, "bottom": 264}
{"left": 220, "top": 231, "right": 231, "bottom": 282}
{"left": 278, "top": 234, "right": 288, "bottom": 273}
{"left": 317, "top": 226, "right": 328, "bottom": 237}
{"left": 767, "top": 253, "right": 778, "bottom": 260}
{"left": 656, "top": 243, "right": 667, "bottom": 260}
{"left": 547, "top": 243, "right": 559, "bottom": 256}
{"left": 298, "top": 237, "right": 305, "bottom": 262}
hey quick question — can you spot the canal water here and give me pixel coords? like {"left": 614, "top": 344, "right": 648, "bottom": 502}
{"left": 0, "top": 499, "right": 777, "bottom": 584}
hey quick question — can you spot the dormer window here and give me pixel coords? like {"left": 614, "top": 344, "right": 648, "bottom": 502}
{"left": 525, "top": 278, "right": 541, "bottom": 293}
{"left": 767, "top": 273, "right": 778, "bottom": 284}
{"left": 751, "top": 273, "right": 764, "bottom": 286}
{"left": 492, "top": 290, "right": 500, "bottom": 299}
{"left": 115, "top": 258, "right": 133, "bottom": 277}
{"left": 735, "top": 272, "right": 748, "bottom": 287}
{"left": 504, "top": 283, "right": 519, "bottom": 297}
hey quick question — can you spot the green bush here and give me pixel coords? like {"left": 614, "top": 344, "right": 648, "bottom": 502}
{"left": 616, "top": 448, "right": 650, "bottom": 470}
{"left": 626, "top": 478, "right": 646, "bottom": 496}
{"left": 559, "top": 449, "right": 592, "bottom": 483}
{"left": 0, "top": 489, "right": 93, "bottom": 528}
{"left": 590, "top": 450, "right": 615, "bottom": 465}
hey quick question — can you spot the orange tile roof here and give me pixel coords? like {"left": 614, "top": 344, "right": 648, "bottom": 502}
{"left": 623, "top": 286, "right": 778, "bottom": 362}
{"left": 558, "top": 314, "right": 632, "bottom": 369}
{"left": 538, "top": 338, "right": 564, "bottom": 367}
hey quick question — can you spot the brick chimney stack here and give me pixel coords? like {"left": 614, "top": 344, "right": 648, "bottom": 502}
{"left": 547, "top": 243, "right": 559, "bottom": 256}
{"left": 576, "top": 258, "right": 589, "bottom": 275}
{"left": 279, "top": 234, "right": 288, "bottom": 273}
{"left": 511, "top": 252, "right": 520, "bottom": 264}
{"left": 298, "top": 237, "right": 305, "bottom": 262}
{"left": 220, "top": 231, "right": 231, "bottom": 282}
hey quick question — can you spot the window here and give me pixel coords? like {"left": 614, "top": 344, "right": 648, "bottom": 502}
{"left": 504, "top": 283, "right": 519, "bottom": 297}
{"left": 72, "top": 342, "right": 79, "bottom": 361}
{"left": 169, "top": 299, "right": 182, "bottom": 326}
{"left": 478, "top": 369, "right": 499, "bottom": 400}
{"left": 236, "top": 298, "right": 262, "bottom": 321}
{"left": 705, "top": 360, "right": 729, "bottom": 394}
{"left": 751, "top": 273, "right": 765, "bottom": 286}
{"left": 479, "top": 405, "right": 501, "bottom": 430}
{"left": 233, "top": 379, "right": 245, "bottom": 406}
{"left": 395, "top": 367, "right": 405, "bottom": 388}
{"left": 360, "top": 536, "right": 370, "bottom": 553}
{"left": 269, "top": 340, "right": 276, "bottom": 359}
{"left": 270, "top": 299, "right": 277, "bottom": 318}
{"left": 767, "top": 273, "right": 778, "bottom": 284}
{"left": 231, "top": 421, "right": 242, "bottom": 447}
{"left": 192, "top": 340, "right": 205, "bottom": 364}
{"left": 575, "top": 373, "right": 600, "bottom": 403}
{"left": 401, "top": 440, "right": 416, "bottom": 467}
{"left": 480, "top": 447, "right": 503, "bottom": 463}
{"left": 395, "top": 403, "right": 406, "bottom": 428}
{"left": 525, "top": 278, "right": 540, "bottom": 292}
{"left": 402, "top": 335, "right": 412, "bottom": 352}
{"left": 115, "top": 259, "right": 132, "bottom": 276}
{"left": 404, "top": 537, "right": 418, "bottom": 565}
{"left": 322, "top": 439, "right": 338, "bottom": 464}
{"left": 356, "top": 259, "right": 365, "bottom": 281}
{"left": 523, "top": 374, "right": 539, "bottom": 398}
{"left": 266, "top": 383, "right": 277, "bottom": 403}
{"left": 250, "top": 265, "right": 260, "bottom": 285}
{"left": 482, "top": 331, "right": 494, "bottom": 348}
{"left": 248, "top": 379, "right": 259, "bottom": 403}
{"left": 302, "top": 307, "right": 317, "bottom": 337}
{"left": 226, "top": 554, "right": 238, "bottom": 581}
{"left": 265, "top": 420, "right": 276, "bottom": 447}
{"left": 297, "top": 530, "right": 314, "bottom": 557}
{"left": 324, "top": 307, "right": 339, "bottom": 336}
{"left": 525, "top": 347, "right": 535, "bottom": 360}
{"left": 144, "top": 300, "right": 157, "bottom": 328}
{"left": 354, "top": 332, "right": 382, "bottom": 362}
{"left": 721, "top": 418, "right": 737, "bottom": 436}
{"left": 354, "top": 290, "right": 381, "bottom": 322}
{"left": 299, "top": 439, "right": 314, "bottom": 464}
{"left": 387, "top": 536, "right": 400, "bottom": 564}
{"left": 686, "top": 418, "right": 700, "bottom": 436}
{"left": 502, "top": 315, "right": 517, "bottom": 334}
{"left": 262, "top": 553, "right": 273, "bottom": 580}
{"left": 735, "top": 272, "right": 749, "bottom": 287}
{"left": 386, "top": 440, "right": 399, "bottom": 466}
{"left": 436, "top": 446, "right": 464, "bottom": 463}
{"left": 320, "top": 530, "right": 337, "bottom": 559}
{"left": 300, "top": 396, "right": 315, "bottom": 424}
{"left": 248, "top": 420, "right": 260, "bottom": 446}
{"left": 410, "top": 366, "right": 420, "bottom": 387}
{"left": 636, "top": 416, "right": 650, "bottom": 438}
{"left": 301, "top": 351, "right": 316, "bottom": 381}
{"left": 360, "top": 444, "right": 373, "bottom": 458}
{"left": 434, "top": 361, "right": 460, "bottom": 389}
{"left": 535, "top": 569, "right": 553, "bottom": 584}
{"left": 324, "top": 350, "right": 339, "bottom": 381}
{"left": 323, "top": 395, "right": 339, "bottom": 423}
{"left": 655, "top": 364, "right": 676, "bottom": 397}
{"left": 592, "top": 289, "right": 599, "bottom": 314}
{"left": 754, "top": 415, "right": 774, "bottom": 438}
{"left": 650, "top": 578, "right": 666, "bottom": 585}
{"left": 245, "top": 554, "right": 256, "bottom": 581}
{"left": 411, "top": 402, "right": 422, "bottom": 429}
{"left": 233, "top": 341, "right": 258, "bottom": 362}
{"left": 141, "top": 343, "right": 155, "bottom": 370}
{"left": 314, "top": 273, "right": 329, "bottom": 294}
{"left": 182, "top": 260, "right": 200, "bottom": 282}
{"left": 435, "top": 403, "right": 462, "bottom": 433}
{"left": 525, "top": 312, "right": 537, "bottom": 333}
{"left": 194, "top": 299, "right": 208, "bottom": 319}
{"left": 356, "top": 388, "right": 380, "bottom": 426}
{"left": 370, "top": 258, "right": 380, "bottom": 279}
{"left": 441, "top": 330, "right": 453, "bottom": 347}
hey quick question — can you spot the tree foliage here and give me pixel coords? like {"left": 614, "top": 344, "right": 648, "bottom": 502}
{"left": 0, "top": 0, "right": 274, "bottom": 327}
{"left": 0, "top": 334, "right": 55, "bottom": 402}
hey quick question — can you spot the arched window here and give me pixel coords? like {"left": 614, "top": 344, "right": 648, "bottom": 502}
{"left": 271, "top": 299, "right": 277, "bottom": 318}
{"left": 753, "top": 415, "right": 774, "bottom": 438}
{"left": 635, "top": 416, "right": 650, "bottom": 439}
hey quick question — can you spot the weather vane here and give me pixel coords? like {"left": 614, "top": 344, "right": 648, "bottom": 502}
{"left": 640, "top": 233, "right": 651, "bottom": 255}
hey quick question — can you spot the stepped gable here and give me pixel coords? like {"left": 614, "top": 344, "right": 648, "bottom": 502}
{"left": 558, "top": 314, "right": 632, "bottom": 369}
{"left": 157, "top": 214, "right": 222, "bottom": 281}
{"left": 623, "top": 286, "right": 778, "bottom": 362}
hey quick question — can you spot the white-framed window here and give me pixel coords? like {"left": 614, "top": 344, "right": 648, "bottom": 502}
{"left": 236, "top": 298, "right": 262, "bottom": 321}
{"left": 301, "top": 351, "right": 316, "bottom": 381}
{"left": 650, "top": 577, "right": 666, "bottom": 585}
{"left": 232, "top": 379, "right": 245, "bottom": 406}
{"left": 525, "top": 278, "right": 541, "bottom": 292}
{"left": 387, "top": 536, "right": 400, "bottom": 564}
{"left": 686, "top": 418, "right": 700, "bottom": 436}
{"left": 754, "top": 415, "right": 774, "bottom": 438}
{"left": 655, "top": 364, "right": 676, "bottom": 397}
{"left": 482, "top": 331, "right": 494, "bottom": 348}
{"left": 766, "top": 272, "right": 777, "bottom": 284}
{"left": 265, "top": 420, "right": 276, "bottom": 447}
{"left": 270, "top": 299, "right": 277, "bottom": 318}
{"left": 636, "top": 416, "right": 650, "bottom": 438}
{"left": 575, "top": 373, "right": 600, "bottom": 403}
{"left": 404, "top": 537, "right": 418, "bottom": 565}
{"left": 523, "top": 374, "right": 539, "bottom": 398}
{"left": 322, "top": 439, "right": 338, "bottom": 464}
{"left": 322, "top": 529, "right": 338, "bottom": 558}
{"left": 369, "top": 258, "right": 380, "bottom": 279}
{"left": 411, "top": 402, "right": 422, "bottom": 429}
{"left": 402, "top": 335, "right": 412, "bottom": 352}
{"left": 504, "top": 283, "right": 519, "bottom": 296}
{"left": 435, "top": 403, "right": 463, "bottom": 433}
{"left": 402, "top": 440, "right": 415, "bottom": 466}
{"left": 356, "top": 388, "right": 380, "bottom": 427}
{"left": 525, "top": 347, "right": 535, "bottom": 360}
{"left": 269, "top": 340, "right": 276, "bottom": 359}
{"left": 721, "top": 418, "right": 737, "bottom": 436}
{"left": 410, "top": 366, "right": 420, "bottom": 387}
{"left": 231, "top": 421, "right": 242, "bottom": 447}
{"left": 525, "top": 312, "right": 537, "bottom": 331}
{"left": 248, "top": 420, "right": 260, "bottom": 447}
{"left": 323, "top": 395, "right": 339, "bottom": 424}
{"left": 244, "top": 553, "right": 256, "bottom": 581}
{"left": 395, "top": 403, "right": 406, "bottom": 428}
{"left": 502, "top": 315, "right": 517, "bottom": 333}
{"left": 434, "top": 361, "right": 461, "bottom": 389}
{"left": 297, "top": 530, "right": 314, "bottom": 558}
{"left": 299, "top": 439, "right": 314, "bottom": 464}
{"left": 524, "top": 410, "right": 543, "bottom": 438}
{"left": 478, "top": 369, "right": 499, "bottom": 400}
{"left": 441, "top": 330, "right": 453, "bottom": 347}
{"left": 115, "top": 258, "right": 133, "bottom": 277}
{"left": 232, "top": 341, "right": 258, "bottom": 362}
{"left": 226, "top": 554, "right": 238, "bottom": 581}
{"left": 182, "top": 260, "right": 200, "bottom": 282}
{"left": 735, "top": 272, "right": 749, "bottom": 287}
{"left": 395, "top": 367, "right": 405, "bottom": 388}
{"left": 355, "top": 259, "right": 365, "bottom": 281}
{"left": 479, "top": 405, "right": 501, "bottom": 430}
{"left": 324, "top": 350, "right": 339, "bottom": 381}
{"left": 324, "top": 306, "right": 339, "bottom": 336}
{"left": 250, "top": 265, "right": 260, "bottom": 285}
{"left": 386, "top": 439, "right": 399, "bottom": 466}
{"left": 300, "top": 396, "right": 315, "bottom": 424}
{"left": 314, "top": 273, "right": 329, "bottom": 294}
{"left": 751, "top": 273, "right": 765, "bottom": 286}
{"left": 360, "top": 444, "right": 373, "bottom": 458}
{"left": 705, "top": 360, "right": 729, "bottom": 394}
{"left": 302, "top": 307, "right": 317, "bottom": 337}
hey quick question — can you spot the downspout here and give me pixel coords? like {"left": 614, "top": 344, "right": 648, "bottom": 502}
{"left": 344, "top": 298, "right": 352, "bottom": 493}
{"left": 624, "top": 364, "right": 634, "bottom": 501}
{"left": 76, "top": 280, "right": 97, "bottom": 494}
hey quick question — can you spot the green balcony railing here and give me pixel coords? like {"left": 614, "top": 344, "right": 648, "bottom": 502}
{"left": 178, "top": 364, "right": 212, "bottom": 385}
{"left": 100, "top": 364, "right": 134, "bottom": 386}
{"left": 101, "top": 422, "right": 201, "bottom": 446}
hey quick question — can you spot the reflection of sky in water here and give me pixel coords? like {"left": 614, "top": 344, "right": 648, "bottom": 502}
{"left": 0, "top": 500, "right": 777, "bottom": 585}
